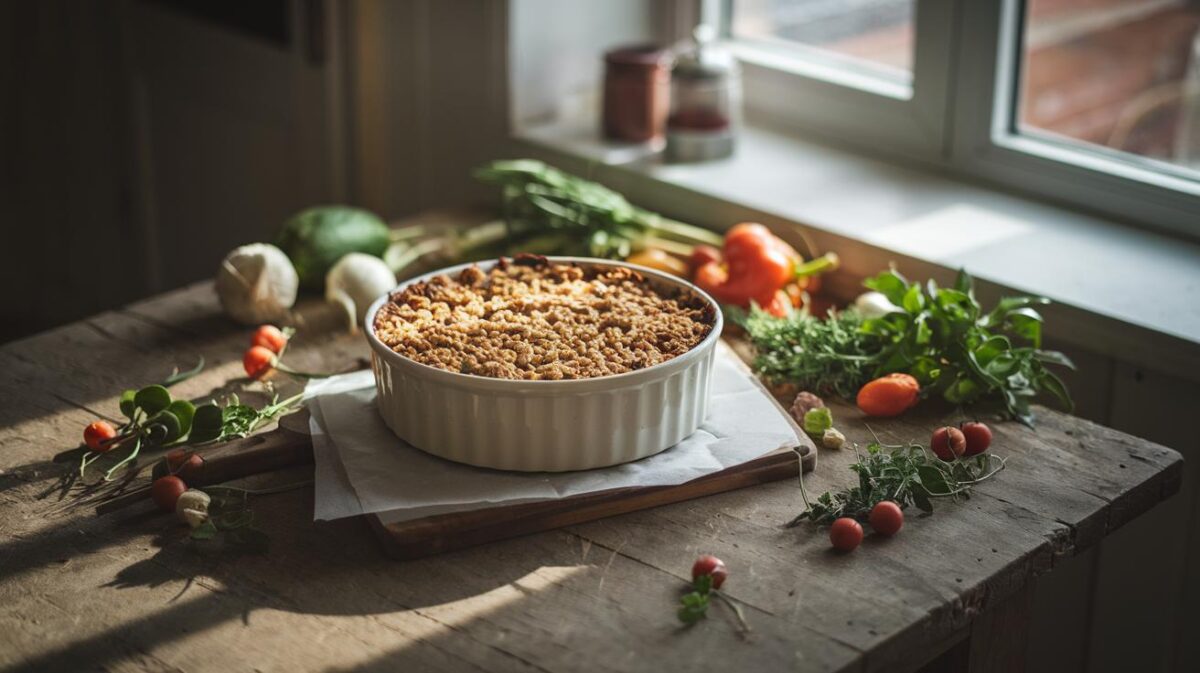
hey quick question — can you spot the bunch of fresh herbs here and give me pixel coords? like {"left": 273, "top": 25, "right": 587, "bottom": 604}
{"left": 739, "top": 268, "right": 1075, "bottom": 425}
{"left": 739, "top": 309, "right": 881, "bottom": 399}
{"left": 789, "top": 440, "right": 1006, "bottom": 526}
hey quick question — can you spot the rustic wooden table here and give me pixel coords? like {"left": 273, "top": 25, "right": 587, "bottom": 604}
{"left": 0, "top": 220, "right": 1183, "bottom": 673}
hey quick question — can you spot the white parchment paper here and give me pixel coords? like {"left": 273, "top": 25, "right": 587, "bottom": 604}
{"left": 306, "top": 342, "right": 805, "bottom": 524}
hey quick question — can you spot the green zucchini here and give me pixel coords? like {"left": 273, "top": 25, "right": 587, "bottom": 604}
{"left": 276, "top": 206, "right": 389, "bottom": 290}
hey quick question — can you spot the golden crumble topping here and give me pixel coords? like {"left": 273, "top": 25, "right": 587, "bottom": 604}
{"left": 372, "top": 255, "right": 715, "bottom": 380}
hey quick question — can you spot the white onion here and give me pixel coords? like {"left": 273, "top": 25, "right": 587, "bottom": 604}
{"left": 325, "top": 252, "right": 396, "bottom": 330}
{"left": 215, "top": 243, "right": 299, "bottom": 325}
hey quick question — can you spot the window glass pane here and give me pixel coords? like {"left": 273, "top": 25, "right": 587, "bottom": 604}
{"left": 1018, "top": 0, "right": 1200, "bottom": 176}
{"left": 730, "top": 0, "right": 914, "bottom": 76}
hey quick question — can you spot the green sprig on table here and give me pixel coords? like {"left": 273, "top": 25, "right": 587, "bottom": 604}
{"left": 789, "top": 441, "right": 1006, "bottom": 526}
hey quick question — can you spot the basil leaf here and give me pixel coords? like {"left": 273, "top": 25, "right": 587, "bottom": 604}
{"left": 1034, "top": 349, "right": 1076, "bottom": 370}
{"left": 864, "top": 270, "right": 909, "bottom": 306}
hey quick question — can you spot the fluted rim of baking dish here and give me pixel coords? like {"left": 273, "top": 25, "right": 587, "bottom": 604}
{"left": 363, "top": 256, "right": 724, "bottom": 394}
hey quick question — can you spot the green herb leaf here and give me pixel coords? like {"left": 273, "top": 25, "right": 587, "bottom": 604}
{"left": 677, "top": 591, "right": 711, "bottom": 624}
{"left": 146, "top": 410, "right": 182, "bottom": 443}
{"left": 167, "top": 400, "right": 196, "bottom": 436}
{"left": 119, "top": 389, "right": 138, "bottom": 419}
{"left": 190, "top": 403, "right": 224, "bottom": 442}
{"left": 863, "top": 270, "right": 909, "bottom": 306}
{"left": 190, "top": 520, "right": 218, "bottom": 540}
{"left": 134, "top": 385, "right": 172, "bottom": 415}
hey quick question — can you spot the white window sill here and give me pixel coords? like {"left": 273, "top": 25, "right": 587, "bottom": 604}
{"left": 513, "top": 118, "right": 1200, "bottom": 378}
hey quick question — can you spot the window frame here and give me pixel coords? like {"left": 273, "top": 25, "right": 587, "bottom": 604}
{"left": 718, "top": 0, "right": 956, "bottom": 159}
{"left": 712, "top": 0, "right": 1200, "bottom": 241}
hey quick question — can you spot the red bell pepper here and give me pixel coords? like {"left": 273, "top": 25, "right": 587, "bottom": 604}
{"left": 693, "top": 223, "right": 838, "bottom": 317}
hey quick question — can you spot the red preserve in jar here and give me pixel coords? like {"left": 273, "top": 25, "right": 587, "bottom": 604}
{"left": 602, "top": 45, "right": 671, "bottom": 143}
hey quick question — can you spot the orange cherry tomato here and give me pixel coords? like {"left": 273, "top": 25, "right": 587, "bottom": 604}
{"left": 84, "top": 420, "right": 118, "bottom": 452}
{"left": 243, "top": 346, "right": 277, "bottom": 380}
{"left": 251, "top": 325, "right": 288, "bottom": 354}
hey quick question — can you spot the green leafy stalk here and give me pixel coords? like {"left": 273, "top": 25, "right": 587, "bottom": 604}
{"left": 475, "top": 159, "right": 724, "bottom": 258}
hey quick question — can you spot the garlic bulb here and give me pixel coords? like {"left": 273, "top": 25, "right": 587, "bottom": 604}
{"left": 215, "top": 243, "right": 299, "bottom": 325}
{"left": 853, "top": 291, "right": 900, "bottom": 318}
{"left": 325, "top": 252, "right": 396, "bottom": 330}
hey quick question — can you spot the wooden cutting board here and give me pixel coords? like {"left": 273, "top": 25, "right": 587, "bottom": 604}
{"left": 101, "top": 352, "right": 816, "bottom": 560}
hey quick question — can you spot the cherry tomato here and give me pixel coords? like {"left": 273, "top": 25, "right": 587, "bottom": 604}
{"left": 830, "top": 518, "right": 863, "bottom": 552}
{"left": 931, "top": 426, "right": 966, "bottom": 461}
{"left": 960, "top": 421, "right": 992, "bottom": 457}
{"left": 688, "top": 244, "right": 722, "bottom": 270}
{"left": 251, "top": 325, "right": 288, "bottom": 354}
{"left": 83, "top": 420, "right": 118, "bottom": 452}
{"left": 868, "top": 501, "right": 904, "bottom": 536}
{"left": 691, "top": 554, "right": 728, "bottom": 589}
{"left": 243, "top": 346, "right": 277, "bottom": 380}
{"left": 166, "top": 449, "right": 205, "bottom": 479}
{"left": 151, "top": 476, "right": 187, "bottom": 512}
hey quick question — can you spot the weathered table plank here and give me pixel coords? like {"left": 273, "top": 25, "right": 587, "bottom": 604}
{"left": 0, "top": 269, "right": 1183, "bottom": 673}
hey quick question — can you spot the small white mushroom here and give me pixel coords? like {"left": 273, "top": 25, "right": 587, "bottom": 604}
{"left": 175, "top": 489, "right": 212, "bottom": 528}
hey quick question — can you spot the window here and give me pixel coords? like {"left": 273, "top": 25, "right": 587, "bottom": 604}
{"left": 1017, "top": 0, "right": 1200, "bottom": 179}
{"left": 714, "top": 0, "right": 1200, "bottom": 239}
{"left": 730, "top": 0, "right": 915, "bottom": 80}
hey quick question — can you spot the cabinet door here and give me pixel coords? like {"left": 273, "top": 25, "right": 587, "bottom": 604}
{"left": 128, "top": 0, "right": 342, "bottom": 290}
{"left": 1089, "top": 363, "right": 1198, "bottom": 673}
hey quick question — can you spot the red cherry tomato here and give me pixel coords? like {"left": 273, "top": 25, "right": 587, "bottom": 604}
{"left": 243, "top": 346, "right": 277, "bottom": 380}
{"left": 691, "top": 554, "right": 728, "bottom": 589}
{"left": 251, "top": 325, "right": 288, "bottom": 354}
{"left": 868, "top": 501, "right": 904, "bottom": 536}
{"left": 83, "top": 420, "right": 118, "bottom": 452}
{"left": 151, "top": 476, "right": 187, "bottom": 512}
{"left": 960, "top": 421, "right": 992, "bottom": 457}
{"left": 830, "top": 518, "right": 863, "bottom": 552}
{"left": 166, "top": 449, "right": 205, "bottom": 479}
{"left": 931, "top": 426, "right": 966, "bottom": 461}
{"left": 688, "top": 245, "right": 722, "bottom": 270}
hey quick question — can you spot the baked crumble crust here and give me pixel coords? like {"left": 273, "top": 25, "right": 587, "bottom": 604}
{"left": 373, "top": 256, "right": 715, "bottom": 380}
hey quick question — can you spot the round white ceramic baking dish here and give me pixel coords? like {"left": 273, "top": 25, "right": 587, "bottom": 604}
{"left": 363, "top": 256, "right": 723, "bottom": 472}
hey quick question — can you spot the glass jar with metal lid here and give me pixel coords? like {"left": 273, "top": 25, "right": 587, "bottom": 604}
{"left": 666, "top": 25, "right": 742, "bottom": 162}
